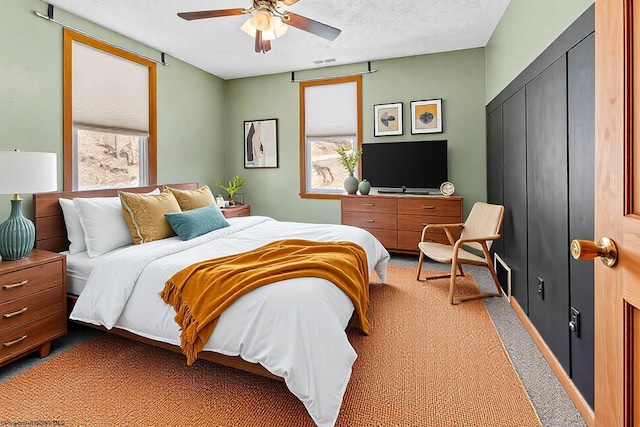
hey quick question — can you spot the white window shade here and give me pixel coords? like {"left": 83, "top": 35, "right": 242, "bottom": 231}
{"left": 72, "top": 41, "right": 149, "bottom": 135}
{"left": 305, "top": 82, "right": 357, "bottom": 137}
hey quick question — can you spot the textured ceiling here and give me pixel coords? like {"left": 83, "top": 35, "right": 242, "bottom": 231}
{"left": 42, "top": 0, "right": 510, "bottom": 80}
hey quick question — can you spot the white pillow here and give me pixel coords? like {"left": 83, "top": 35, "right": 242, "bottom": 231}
{"left": 74, "top": 189, "right": 160, "bottom": 258}
{"left": 59, "top": 198, "right": 87, "bottom": 254}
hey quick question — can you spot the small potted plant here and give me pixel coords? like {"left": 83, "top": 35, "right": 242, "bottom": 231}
{"left": 214, "top": 175, "right": 248, "bottom": 206}
{"left": 336, "top": 146, "right": 362, "bottom": 194}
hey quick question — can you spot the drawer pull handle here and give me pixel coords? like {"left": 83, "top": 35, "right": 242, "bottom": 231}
{"left": 363, "top": 219, "right": 375, "bottom": 223}
{"left": 422, "top": 205, "right": 436, "bottom": 209}
{"left": 3, "top": 280, "right": 28, "bottom": 290}
{"left": 4, "top": 335, "right": 27, "bottom": 347}
{"left": 3, "top": 307, "right": 28, "bottom": 318}
{"left": 362, "top": 203, "right": 374, "bottom": 207}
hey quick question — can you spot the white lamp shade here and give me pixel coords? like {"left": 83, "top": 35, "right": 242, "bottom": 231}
{"left": 0, "top": 151, "right": 57, "bottom": 195}
{"left": 241, "top": 15, "right": 288, "bottom": 40}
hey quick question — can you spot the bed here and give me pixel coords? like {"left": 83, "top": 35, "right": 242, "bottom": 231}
{"left": 33, "top": 183, "right": 390, "bottom": 427}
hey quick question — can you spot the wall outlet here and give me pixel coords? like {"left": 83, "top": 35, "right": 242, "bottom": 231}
{"left": 537, "top": 277, "right": 544, "bottom": 300}
{"left": 570, "top": 307, "right": 581, "bottom": 337}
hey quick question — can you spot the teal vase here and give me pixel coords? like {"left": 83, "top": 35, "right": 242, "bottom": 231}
{"left": 343, "top": 174, "right": 359, "bottom": 194}
{"left": 358, "top": 179, "right": 371, "bottom": 195}
{"left": 0, "top": 199, "right": 35, "bottom": 261}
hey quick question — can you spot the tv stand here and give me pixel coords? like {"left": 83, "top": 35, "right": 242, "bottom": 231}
{"left": 340, "top": 194, "right": 463, "bottom": 253}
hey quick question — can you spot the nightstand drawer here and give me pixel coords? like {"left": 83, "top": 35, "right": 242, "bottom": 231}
{"left": 222, "top": 205, "right": 250, "bottom": 218}
{"left": 0, "top": 260, "right": 63, "bottom": 301}
{"left": 0, "top": 286, "right": 65, "bottom": 330}
{"left": 0, "top": 310, "right": 66, "bottom": 364}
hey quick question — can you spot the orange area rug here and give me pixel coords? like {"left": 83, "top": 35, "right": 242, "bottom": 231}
{"left": 0, "top": 266, "right": 541, "bottom": 426}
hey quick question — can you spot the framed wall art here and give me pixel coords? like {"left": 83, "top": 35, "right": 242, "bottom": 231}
{"left": 410, "top": 99, "right": 443, "bottom": 134}
{"left": 373, "top": 102, "right": 403, "bottom": 136}
{"left": 244, "top": 118, "right": 279, "bottom": 168}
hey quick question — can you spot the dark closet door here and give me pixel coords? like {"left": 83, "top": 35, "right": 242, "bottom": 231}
{"left": 502, "top": 88, "right": 529, "bottom": 312}
{"left": 487, "top": 105, "right": 504, "bottom": 265}
{"left": 526, "top": 56, "right": 570, "bottom": 371}
{"left": 568, "top": 32, "right": 595, "bottom": 408}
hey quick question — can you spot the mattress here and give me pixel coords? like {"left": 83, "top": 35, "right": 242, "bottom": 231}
{"left": 62, "top": 250, "right": 101, "bottom": 295}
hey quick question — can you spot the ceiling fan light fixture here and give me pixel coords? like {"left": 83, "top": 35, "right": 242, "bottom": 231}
{"left": 241, "top": 14, "right": 288, "bottom": 41}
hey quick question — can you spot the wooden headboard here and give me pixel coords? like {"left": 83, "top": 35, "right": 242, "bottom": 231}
{"left": 33, "top": 183, "right": 200, "bottom": 253}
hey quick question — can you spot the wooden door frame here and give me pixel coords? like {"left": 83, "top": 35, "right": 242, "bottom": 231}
{"left": 594, "top": 1, "right": 627, "bottom": 425}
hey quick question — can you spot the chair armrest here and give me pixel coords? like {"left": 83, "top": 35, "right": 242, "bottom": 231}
{"left": 420, "top": 222, "right": 464, "bottom": 244}
{"left": 421, "top": 222, "right": 464, "bottom": 231}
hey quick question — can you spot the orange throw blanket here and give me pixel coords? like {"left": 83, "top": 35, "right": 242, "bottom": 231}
{"left": 159, "top": 239, "right": 370, "bottom": 365}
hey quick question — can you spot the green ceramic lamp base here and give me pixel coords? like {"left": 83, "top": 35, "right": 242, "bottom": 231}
{"left": 0, "top": 199, "right": 35, "bottom": 261}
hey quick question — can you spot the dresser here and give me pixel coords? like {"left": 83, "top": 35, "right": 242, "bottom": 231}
{"left": 341, "top": 194, "right": 463, "bottom": 253}
{"left": 0, "top": 249, "right": 67, "bottom": 366}
{"left": 221, "top": 204, "right": 250, "bottom": 218}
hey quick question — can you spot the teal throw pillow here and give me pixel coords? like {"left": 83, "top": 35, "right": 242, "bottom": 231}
{"left": 164, "top": 204, "right": 230, "bottom": 241}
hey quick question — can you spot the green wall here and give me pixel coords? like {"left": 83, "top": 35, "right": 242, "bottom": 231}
{"left": 485, "top": 0, "right": 594, "bottom": 103}
{"left": 0, "top": 0, "right": 226, "bottom": 221}
{"left": 225, "top": 49, "right": 487, "bottom": 223}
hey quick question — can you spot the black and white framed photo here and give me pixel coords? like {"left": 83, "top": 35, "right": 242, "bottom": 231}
{"left": 244, "top": 118, "right": 279, "bottom": 168}
{"left": 373, "top": 102, "right": 403, "bottom": 136}
{"left": 410, "top": 99, "right": 443, "bottom": 134}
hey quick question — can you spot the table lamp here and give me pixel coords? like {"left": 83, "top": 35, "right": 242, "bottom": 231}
{"left": 0, "top": 150, "right": 57, "bottom": 260}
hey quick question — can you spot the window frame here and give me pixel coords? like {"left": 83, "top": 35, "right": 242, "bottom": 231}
{"left": 299, "top": 76, "right": 362, "bottom": 199}
{"left": 63, "top": 28, "right": 157, "bottom": 191}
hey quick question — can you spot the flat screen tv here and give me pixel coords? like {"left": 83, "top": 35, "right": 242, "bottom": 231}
{"left": 361, "top": 140, "right": 448, "bottom": 194}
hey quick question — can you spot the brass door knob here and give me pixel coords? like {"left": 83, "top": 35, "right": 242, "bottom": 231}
{"left": 571, "top": 237, "right": 618, "bottom": 267}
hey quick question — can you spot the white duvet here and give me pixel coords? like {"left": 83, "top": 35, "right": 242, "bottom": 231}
{"left": 70, "top": 216, "right": 390, "bottom": 427}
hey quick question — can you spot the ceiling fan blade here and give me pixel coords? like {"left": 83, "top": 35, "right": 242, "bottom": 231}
{"left": 262, "top": 39, "right": 272, "bottom": 53}
{"left": 178, "top": 8, "right": 246, "bottom": 21}
{"left": 284, "top": 12, "right": 341, "bottom": 41}
{"left": 255, "top": 30, "right": 263, "bottom": 53}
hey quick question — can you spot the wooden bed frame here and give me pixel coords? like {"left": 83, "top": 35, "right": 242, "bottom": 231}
{"left": 33, "top": 183, "right": 281, "bottom": 381}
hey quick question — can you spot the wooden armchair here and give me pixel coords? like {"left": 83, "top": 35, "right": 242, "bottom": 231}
{"left": 416, "top": 202, "right": 505, "bottom": 304}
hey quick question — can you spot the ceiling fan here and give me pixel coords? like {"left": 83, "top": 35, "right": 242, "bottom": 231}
{"left": 178, "top": 0, "right": 341, "bottom": 54}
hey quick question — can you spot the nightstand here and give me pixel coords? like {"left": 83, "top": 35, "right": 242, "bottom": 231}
{"left": 221, "top": 205, "right": 251, "bottom": 218}
{"left": 0, "top": 249, "right": 67, "bottom": 367}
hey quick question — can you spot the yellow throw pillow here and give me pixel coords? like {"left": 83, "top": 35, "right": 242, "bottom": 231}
{"left": 165, "top": 185, "right": 215, "bottom": 211}
{"left": 119, "top": 189, "right": 182, "bottom": 244}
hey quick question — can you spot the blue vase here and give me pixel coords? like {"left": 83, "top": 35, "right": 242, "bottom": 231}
{"left": 343, "top": 174, "right": 359, "bottom": 194}
{"left": 0, "top": 199, "right": 35, "bottom": 260}
{"left": 358, "top": 179, "right": 371, "bottom": 195}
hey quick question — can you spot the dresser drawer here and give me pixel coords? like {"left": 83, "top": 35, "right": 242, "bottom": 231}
{"left": 398, "top": 214, "right": 463, "bottom": 232}
{"left": 341, "top": 196, "right": 396, "bottom": 214}
{"left": 342, "top": 211, "right": 397, "bottom": 230}
{"left": 0, "top": 285, "right": 65, "bottom": 330}
{"left": 397, "top": 197, "right": 462, "bottom": 217}
{"left": 0, "top": 260, "right": 63, "bottom": 301}
{"left": 0, "top": 310, "right": 66, "bottom": 364}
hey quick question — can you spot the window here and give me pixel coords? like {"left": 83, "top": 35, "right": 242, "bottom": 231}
{"left": 299, "top": 76, "right": 362, "bottom": 198}
{"left": 63, "top": 29, "right": 157, "bottom": 190}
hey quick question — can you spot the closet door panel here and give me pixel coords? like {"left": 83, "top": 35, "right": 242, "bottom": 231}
{"left": 502, "top": 88, "right": 528, "bottom": 312}
{"left": 487, "top": 105, "right": 505, "bottom": 265}
{"left": 568, "top": 32, "right": 595, "bottom": 408}
{"left": 526, "top": 56, "right": 570, "bottom": 372}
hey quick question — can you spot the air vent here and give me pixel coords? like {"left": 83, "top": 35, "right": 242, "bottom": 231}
{"left": 312, "top": 58, "right": 337, "bottom": 64}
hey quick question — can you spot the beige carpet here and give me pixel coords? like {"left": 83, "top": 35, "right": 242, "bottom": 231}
{"left": 0, "top": 266, "right": 541, "bottom": 426}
